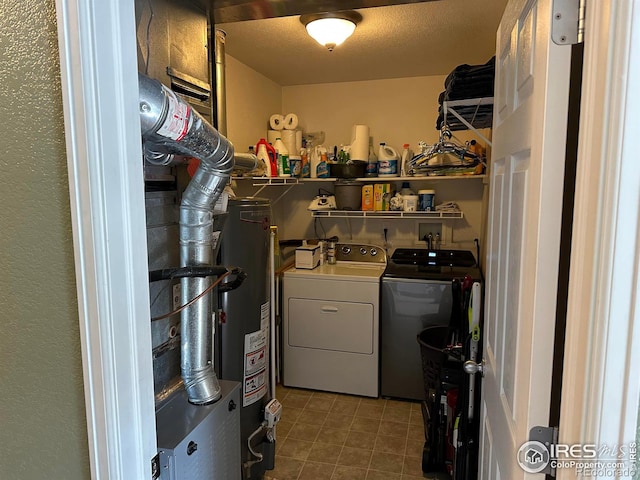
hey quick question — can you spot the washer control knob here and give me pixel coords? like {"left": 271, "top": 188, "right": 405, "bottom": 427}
{"left": 341, "top": 245, "right": 351, "bottom": 255}
{"left": 360, "top": 247, "right": 368, "bottom": 255}
{"left": 370, "top": 248, "right": 378, "bottom": 256}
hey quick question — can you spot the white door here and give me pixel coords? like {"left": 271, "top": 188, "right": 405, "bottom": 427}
{"left": 480, "top": 0, "right": 572, "bottom": 477}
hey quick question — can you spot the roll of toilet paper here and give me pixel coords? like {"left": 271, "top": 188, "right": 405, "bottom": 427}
{"left": 269, "top": 114, "right": 285, "bottom": 130}
{"left": 283, "top": 113, "right": 299, "bottom": 130}
{"left": 350, "top": 124, "right": 370, "bottom": 161}
{"left": 295, "top": 130, "right": 303, "bottom": 152}
{"left": 281, "top": 130, "right": 297, "bottom": 156}
{"left": 267, "top": 130, "right": 280, "bottom": 145}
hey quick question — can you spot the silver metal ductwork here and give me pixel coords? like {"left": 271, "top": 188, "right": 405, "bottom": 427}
{"left": 215, "top": 29, "right": 228, "bottom": 136}
{"left": 139, "top": 73, "right": 233, "bottom": 405}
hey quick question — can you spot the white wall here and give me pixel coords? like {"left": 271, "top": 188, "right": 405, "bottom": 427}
{"left": 227, "top": 58, "right": 489, "bottom": 257}
{"left": 225, "top": 54, "right": 282, "bottom": 153}
{"left": 282, "top": 76, "right": 488, "bottom": 154}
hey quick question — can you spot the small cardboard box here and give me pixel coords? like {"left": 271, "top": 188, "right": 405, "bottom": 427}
{"left": 295, "top": 244, "right": 321, "bottom": 269}
{"left": 374, "top": 183, "right": 391, "bottom": 211}
{"left": 361, "top": 185, "right": 374, "bottom": 211}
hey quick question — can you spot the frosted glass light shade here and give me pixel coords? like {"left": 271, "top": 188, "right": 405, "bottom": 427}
{"left": 305, "top": 18, "right": 357, "bottom": 51}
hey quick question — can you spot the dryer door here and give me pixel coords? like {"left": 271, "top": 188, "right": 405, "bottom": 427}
{"left": 288, "top": 298, "right": 374, "bottom": 354}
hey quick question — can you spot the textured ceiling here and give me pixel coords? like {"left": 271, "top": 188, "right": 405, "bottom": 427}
{"left": 217, "top": 0, "right": 509, "bottom": 86}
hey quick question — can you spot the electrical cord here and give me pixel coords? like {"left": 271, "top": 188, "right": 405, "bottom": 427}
{"left": 314, "top": 217, "right": 327, "bottom": 239}
{"left": 151, "top": 272, "right": 230, "bottom": 322}
{"left": 243, "top": 422, "right": 267, "bottom": 476}
{"left": 383, "top": 227, "right": 389, "bottom": 254}
{"left": 248, "top": 423, "right": 266, "bottom": 460}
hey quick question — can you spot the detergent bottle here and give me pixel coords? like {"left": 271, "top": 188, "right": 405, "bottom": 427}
{"left": 316, "top": 146, "right": 330, "bottom": 178}
{"left": 309, "top": 146, "right": 320, "bottom": 179}
{"left": 366, "top": 137, "right": 378, "bottom": 177}
{"left": 309, "top": 146, "right": 330, "bottom": 178}
{"left": 378, "top": 143, "right": 400, "bottom": 177}
{"left": 255, "top": 138, "right": 277, "bottom": 177}
{"left": 273, "top": 138, "right": 290, "bottom": 177}
{"left": 400, "top": 143, "right": 413, "bottom": 177}
{"left": 300, "top": 147, "right": 311, "bottom": 178}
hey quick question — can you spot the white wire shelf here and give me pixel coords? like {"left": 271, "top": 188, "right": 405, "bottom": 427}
{"left": 232, "top": 175, "right": 486, "bottom": 185}
{"left": 351, "top": 175, "right": 486, "bottom": 182}
{"left": 311, "top": 210, "right": 464, "bottom": 219}
{"left": 232, "top": 177, "right": 300, "bottom": 186}
{"left": 231, "top": 177, "right": 334, "bottom": 186}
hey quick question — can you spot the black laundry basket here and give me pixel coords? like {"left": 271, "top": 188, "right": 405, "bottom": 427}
{"left": 418, "top": 326, "right": 451, "bottom": 400}
{"left": 417, "top": 326, "right": 457, "bottom": 474}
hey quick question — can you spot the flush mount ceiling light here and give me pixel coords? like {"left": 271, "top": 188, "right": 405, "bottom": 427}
{"left": 300, "top": 11, "right": 363, "bottom": 51}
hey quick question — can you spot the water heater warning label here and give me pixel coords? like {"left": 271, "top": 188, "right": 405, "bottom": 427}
{"left": 245, "top": 346, "right": 266, "bottom": 375}
{"left": 243, "top": 325, "right": 268, "bottom": 407}
{"left": 244, "top": 369, "right": 266, "bottom": 407}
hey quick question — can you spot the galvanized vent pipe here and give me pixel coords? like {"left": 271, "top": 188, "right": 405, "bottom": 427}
{"left": 139, "top": 73, "right": 233, "bottom": 404}
{"left": 214, "top": 29, "right": 228, "bottom": 136}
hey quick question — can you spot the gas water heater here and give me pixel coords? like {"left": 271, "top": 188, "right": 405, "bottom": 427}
{"left": 219, "top": 198, "right": 276, "bottom": 479}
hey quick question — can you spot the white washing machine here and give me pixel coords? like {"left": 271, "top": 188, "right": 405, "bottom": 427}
{"left": 282, "top": 243, "right": 386, "bottom": 397}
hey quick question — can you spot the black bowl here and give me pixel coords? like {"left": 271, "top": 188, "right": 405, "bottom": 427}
{"left": 329, "top": 161, "right": 367, "bottom": 178}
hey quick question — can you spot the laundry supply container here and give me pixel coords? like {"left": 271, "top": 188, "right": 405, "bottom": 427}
{"left": 334, "top": 180, "right": 364, "bottom": 210}
{"left": 378, "top": 143, "right": 400, "bottom": 177}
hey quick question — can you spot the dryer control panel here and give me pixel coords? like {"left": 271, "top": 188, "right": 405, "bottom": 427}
{"left": 336, "top": 243, "right": 387, "bottom": 264}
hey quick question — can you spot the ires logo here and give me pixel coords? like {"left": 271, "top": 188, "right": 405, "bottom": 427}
{"left": 517, "top": 441, "right": 551, "bottom": 473}
{"left": 517, "top": 441, "right": 637, "bottom": 475}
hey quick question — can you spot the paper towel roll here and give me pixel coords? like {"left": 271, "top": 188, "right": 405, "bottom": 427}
{"left": 281, "top": 130, "right": 297, "bottom": 156}
{"left": 270, "top": 114, "right": 284, "bottom": 130}
{"left": 350, "top": 124, "right": 370, "bottom": 161}
{"left": 283, "top": 113, "right": 299, "bottom": 130}
{"left": 295, "top": 130, "right": 303, "bottom": 152}
{"left": 267, "top": 130, "right": 280, "bottom": 145}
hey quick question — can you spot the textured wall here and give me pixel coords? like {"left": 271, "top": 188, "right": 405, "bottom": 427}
{"left": 0, "top": 0, "right": 90, "bottom": 477}
{"left": 225, "top": 54, "right": 283, "bottom": 152}
{"left": 282, "top": 75, "right": 489, "bottom": 157}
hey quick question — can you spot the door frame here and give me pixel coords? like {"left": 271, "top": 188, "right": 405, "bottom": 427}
{"left": 55, "top": 0, "right": 156, "bottom": 478}
{"left": 558, "top": 0, "right": 640, "bottom": 472}
{"left": 54, "top": 0, "right": 640, "bottom": 478}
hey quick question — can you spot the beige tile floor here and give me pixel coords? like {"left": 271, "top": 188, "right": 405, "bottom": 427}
{"left": 265, "top": 384, "right": 448, "bottom": 480}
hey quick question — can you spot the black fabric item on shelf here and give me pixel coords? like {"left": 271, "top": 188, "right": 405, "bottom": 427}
{"left": 443, "top": 83, "right": 494, "bottom": 101}
{"left": 438, "top": 86, "right": 494, "bottom": 104}
{"left": 435, "top": 57, "right": 496, "bottom": 130}
{"left": 436, "top": 106, "right": 493, "bottom": 131}
{"left": 447, "top": 73, "right": 495, "bottom": 88}
{"left": 437, "top": 57, "right": 496, "bottom": 105}
{"left": 444, "top": 57, "right": 495, "bottom": 88}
